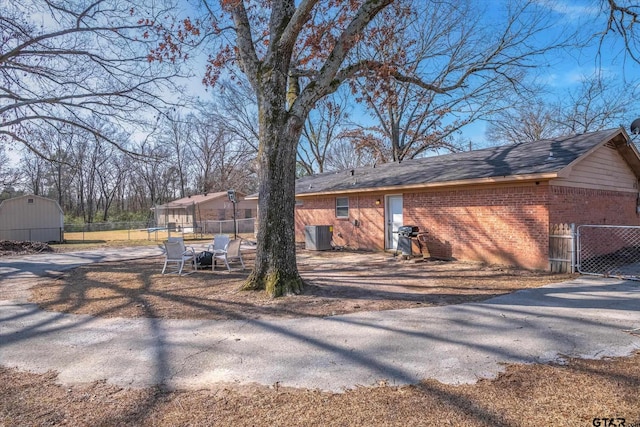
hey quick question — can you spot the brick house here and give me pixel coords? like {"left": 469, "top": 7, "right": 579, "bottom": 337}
{"left": 294, "top": 128, "right": 640, "bottom": 270}
{"left": 153, "top": 191, "right": 258, "bottom": 231}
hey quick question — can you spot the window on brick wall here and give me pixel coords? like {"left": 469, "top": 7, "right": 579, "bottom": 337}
{"left": 336, "top": 197, "right": 349, "bottom": 218}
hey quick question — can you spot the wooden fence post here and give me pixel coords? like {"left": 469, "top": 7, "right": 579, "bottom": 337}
{"left": 549, "top": 223, "right": 575, "bottom": 273}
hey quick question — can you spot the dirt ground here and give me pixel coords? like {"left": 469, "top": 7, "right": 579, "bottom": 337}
{"left": 2, "top": 352, "right": 639, "bottom": 427}
{"left": 2, "top": 243, "right": 640, "bottom": 426}
{"left": 27, "top": 249, "right": 577, "bottom": 320}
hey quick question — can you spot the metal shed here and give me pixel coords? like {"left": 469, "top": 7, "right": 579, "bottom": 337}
{"left": 0, "top": 195, "right": 64, "bottom": 242}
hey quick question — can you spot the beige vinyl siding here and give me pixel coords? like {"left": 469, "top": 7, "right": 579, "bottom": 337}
{"left": 0, "top": 195, "right": 64, "bottom": 242}
{"left": 551, "top": 144, "right": 638, "bottom": 192}
{"left": 0, "top": 196, "right": 63, "bottom": 229}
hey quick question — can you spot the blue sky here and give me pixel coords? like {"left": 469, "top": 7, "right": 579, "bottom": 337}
{"left": 11, "top": 0, "right": 636, "bottom": 165}
{"left": 3, "top": 0, "right": 638, "bottom": 180}
{"left": 175, "top": 0, "right": 640, "bottom": 154}
{"left": 534, "top": 0, "right": 638, "bottom": 85}
{"left": 457, "top": 0, "right": 640, "bottom": 147}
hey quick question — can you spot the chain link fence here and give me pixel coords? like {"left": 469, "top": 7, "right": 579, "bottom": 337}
{"left": 63, "top": 219, "right": 256, "bottom": 242}
{"left": 200, "top": 218, "right": 255, "bottom": 235}
{"left": 64, "top": 221, "right": 152, "bottom": 232}
{"left": 577, "top": 225, "right": 640, "bottom": 279}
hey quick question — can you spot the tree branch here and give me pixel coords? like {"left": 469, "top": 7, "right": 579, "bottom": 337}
{"left": 227, "top": 1, "right": 261, "bottom": 89}
{"left": 294, "top": 0, "right": 393, "bottom": 115}
{"left": 278, "top": 0, "right": 319, "bottom": 54}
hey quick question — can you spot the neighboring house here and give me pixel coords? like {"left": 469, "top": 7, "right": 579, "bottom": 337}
{"left": 0, "top": 194, "right": 64, "bottom": 243}
{"left": 153, "top": 191, "right": 258, "bottom": 231}
{"left": 294, "top": 128, "right": 640, "bottom": 270}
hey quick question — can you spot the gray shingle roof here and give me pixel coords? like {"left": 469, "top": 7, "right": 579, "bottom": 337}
{"left": 295, "top": 128, "right": 625, "bottom": 195}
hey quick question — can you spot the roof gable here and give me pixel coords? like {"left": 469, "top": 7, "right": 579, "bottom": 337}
{"left": 0, "top": 194, "right": 64, "bottom": 215}
{"left": 157, "top": 191, "right": 248, "bottom": 208}
{"left": 296, "top": 128, "right": 636, "bottom": 196}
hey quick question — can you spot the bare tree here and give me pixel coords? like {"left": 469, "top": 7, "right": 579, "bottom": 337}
{"left": 325, "top": 138, "right": 376, "bottom": 172}
{"left": 72, "top": 135, "right": 102, "bottom": 223}
{"left": 24, "top": 123, "right": 79, "bottom": 210}
{"left": 158, "top": 111, "right": 194, "bottom": 198}
{"left": 297, "top": 92, "right": 350, "bottom": 175}
{"left": 128, "top": 140, "right": 175, "bottom": 214}
{"left": 601, "top": 0, "right": 640, "bottom": 63}
{"left": 187, "top": 109, "right": 258, "bottom": 194}
{"left": 19, "top": 151, "right": 48, "bottom": 196}
{"left": 486, "top": 74, "right": 636, "bottom": 144}
{"left": 0, "top": 0, "right": 184, "bottom": 158}
{"left": 188, "top": 112, "right": 226, "bottom": 193}
{"left": 96, "top": 150, "right": 128, "bottom": 221}
{"left": 559, "top": 74, "right": 633, "bottom": 134}
{"left": 0, "top": 147, "right": 21, "bottom": 189}
{"left": 486, "top": 99, "right": 560, "bottom": 144}
{"left": 210, "top": 136, "right": 257, "bottom": 193}
{"left": 212, "top": 79, "right": 260, "bottom": 152}
{"left": 350, "top": 0, "right": 565, "bottom": 162}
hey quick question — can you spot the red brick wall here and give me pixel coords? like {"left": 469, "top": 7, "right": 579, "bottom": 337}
{"left": 549, "top": 186, "right": 640, "bottom": 226}
{"left": 295, "top": 194, "right": 386, "bottom": 250}
{"left": 196, "top": 199, "right": 257, "bottom": 222}
{"left": 549, "top": 186, "right": 640, "bottom": 259}
{"left": 295, "top": 183, "right": 640, "bottom": 270}
{"left": 296, "top": 184, "right": 552, "bottom": 269}
{"left": 404, "top": 184, "right": 550, "bottom": 269}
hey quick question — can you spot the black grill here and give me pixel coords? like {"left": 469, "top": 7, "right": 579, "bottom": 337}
{"left": 398, "top": 225, "right": 419, "bottom": 237}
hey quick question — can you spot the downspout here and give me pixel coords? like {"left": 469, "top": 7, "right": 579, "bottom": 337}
{"left": 571, "top": 223, "right": 576, "bottom": 274}
{"left": 356, "top": 194, "right": 360, "bottom": 249}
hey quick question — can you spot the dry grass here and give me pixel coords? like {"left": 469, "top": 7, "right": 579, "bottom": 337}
{"left": 2, "top": 352, "right": 639, "bottom": 426}
{"left": 5, "top": 249, "right": 640, "bottom": 426}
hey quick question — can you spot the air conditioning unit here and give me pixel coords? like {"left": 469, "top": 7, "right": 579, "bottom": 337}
{"left": 304, "top": 225, "right": 333, "bottom": 251}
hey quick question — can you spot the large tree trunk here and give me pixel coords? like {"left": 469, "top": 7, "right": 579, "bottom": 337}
{"left": 242, "top": 93, "right": 305, "bottom": 297}
{"left": 233, "top": 0, "right": 393, "bottom": 297}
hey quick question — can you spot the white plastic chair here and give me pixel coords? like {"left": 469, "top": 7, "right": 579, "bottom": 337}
{"left": 168, "top": 237, "right": 198, "bottom": 260}
{"left": 213, "top": 239, "right": 245, "bottom": 271}
{"left": 162, "top": 239, "right": 198, "bottom": 275}
{"left": 207, "top": 234, "right": 230, "bottom": 255}
{"left": 167, "top": 236, "right": 187, "bottom": 245}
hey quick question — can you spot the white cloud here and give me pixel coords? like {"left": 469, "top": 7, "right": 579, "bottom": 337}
{"left": 561, "top": 65, "right": 617, "bottom": 85}
{"left": 537, "top": 73, "right": 560, "bottom": 86}
{"left": 533, "top": 0, "right": 599, "bottom": 22}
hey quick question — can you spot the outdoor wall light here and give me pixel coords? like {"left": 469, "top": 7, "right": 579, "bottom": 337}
{"left": 375, "top": 199, "right": 381, "bottom": 205}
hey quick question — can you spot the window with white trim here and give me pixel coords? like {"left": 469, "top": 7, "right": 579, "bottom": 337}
{"left": 336, "top": 197, "right": 349, "bottom": 218}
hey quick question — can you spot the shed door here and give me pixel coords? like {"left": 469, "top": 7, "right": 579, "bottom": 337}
{"left": 385, "top": 195, "right": 403, "bottom": 250}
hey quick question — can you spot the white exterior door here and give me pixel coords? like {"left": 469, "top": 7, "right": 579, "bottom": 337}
{"left": 385, "top": 195, "right": 403, "bottom": 250}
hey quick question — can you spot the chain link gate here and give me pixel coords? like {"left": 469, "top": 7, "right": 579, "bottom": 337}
{"left": 577, "top": 225, "right": 640, "bottom": 280}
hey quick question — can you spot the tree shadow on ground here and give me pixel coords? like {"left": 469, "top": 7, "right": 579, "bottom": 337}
{"left": 26, "top": 252, "right": 575, "bottom": 321}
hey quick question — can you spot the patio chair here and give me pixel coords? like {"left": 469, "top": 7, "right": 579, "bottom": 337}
{"left": 213, "top": 238, "right": 245, "bottom": 271}
{"left": 162, "top": 239, "right": 198, "bottom": 275}
{"left": 168, "top": 237, "right": 199, "bottom": 260}
{"left": 207, "top": 234, "right": 230, "bottom": 255}
{"left": 167, "top": 236, "right": 198, "bottom": 265}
